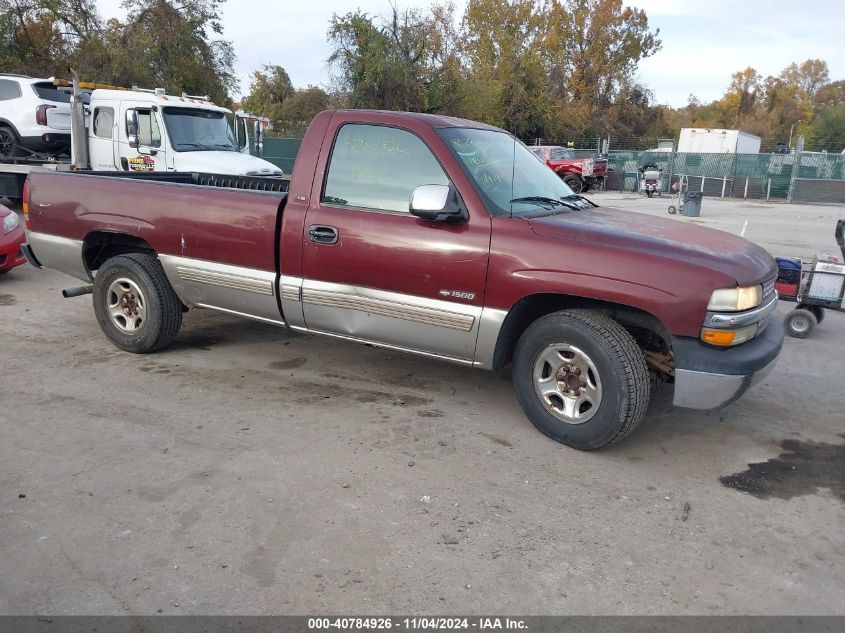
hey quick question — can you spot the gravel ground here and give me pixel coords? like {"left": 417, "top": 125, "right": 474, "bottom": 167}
{"left": 1, "top": 194, "right": 843, "bottom": 615}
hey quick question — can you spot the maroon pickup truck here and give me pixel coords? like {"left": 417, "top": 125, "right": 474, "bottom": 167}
{"left": 22, "top": 109, "right": 783, "bottom": 450}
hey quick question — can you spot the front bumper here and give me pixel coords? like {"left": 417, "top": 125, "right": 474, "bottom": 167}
{"left": 672, "top": 317, "right": 784, "bottom": 409}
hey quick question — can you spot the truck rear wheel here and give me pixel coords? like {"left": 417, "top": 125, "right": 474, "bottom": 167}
{"left": 92, "top": 253, "right": 182, "bottom": 353}
{"left": 512, "top": 310, "right": 650, "bottom": 450}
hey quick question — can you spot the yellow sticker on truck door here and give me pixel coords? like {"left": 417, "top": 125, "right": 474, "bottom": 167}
{"left": 128, "top": 155, "right": 155, "bottom": 171}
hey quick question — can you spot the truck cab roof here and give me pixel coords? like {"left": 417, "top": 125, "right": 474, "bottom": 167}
{"left": 333, "top": 109, "right": 505, "bottom": 132}
{"left": 90, "top": 89, "right": 231, "bottom": 114}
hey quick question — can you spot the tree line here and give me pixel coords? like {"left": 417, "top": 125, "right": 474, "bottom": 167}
{"left": 0, "top": 0, "right": 235, "bottom": 105}
{"left": 3, "top": 0, "right": 843, "bottom": 151}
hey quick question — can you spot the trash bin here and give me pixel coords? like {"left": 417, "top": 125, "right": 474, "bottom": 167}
{"left": 682, "top": 191, "right": 703, "bottom": 217}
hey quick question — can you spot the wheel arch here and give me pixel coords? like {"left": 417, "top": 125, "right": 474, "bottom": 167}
{"left": 83, "top": 230, "right": 156, "bottom": 274}
{"left": 490, "top": 293, "right": 671, "bottom": 371}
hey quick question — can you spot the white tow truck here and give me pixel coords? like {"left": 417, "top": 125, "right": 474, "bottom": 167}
{"left": 0, "top": 73, "right": 282, "bottom": 200}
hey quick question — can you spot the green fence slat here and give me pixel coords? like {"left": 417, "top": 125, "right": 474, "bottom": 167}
{"left": 253, "top": 137, "right": 303, "bottom": 175}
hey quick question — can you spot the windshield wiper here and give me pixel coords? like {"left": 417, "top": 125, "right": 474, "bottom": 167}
{"left": 562, "top": 194, "right": 599, "bottom": 208}
{"left": 175, "top": 142, "right": 215, "bottom": 151}
{"left": 510, "top": 196, "right": 580, "bottom": 211}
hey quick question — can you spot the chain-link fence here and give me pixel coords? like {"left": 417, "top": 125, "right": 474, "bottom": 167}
{"left": 604, "top": 150, "right": 845, "bottom": 204}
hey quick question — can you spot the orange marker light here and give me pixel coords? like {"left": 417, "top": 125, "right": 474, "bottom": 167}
{"left": 700, "top": 329, "right": 736, "bottom": 346}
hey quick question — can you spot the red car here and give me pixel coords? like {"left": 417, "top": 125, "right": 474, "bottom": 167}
{"left": 0, "top": 203, "right": 26, "bottom": 274}
{"left": 529, "top": 145, "right": 608, "bottom": 194}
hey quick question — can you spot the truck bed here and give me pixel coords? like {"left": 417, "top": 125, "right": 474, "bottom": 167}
{"left": 26, "top": 169, "right": 287, "bottom": 273}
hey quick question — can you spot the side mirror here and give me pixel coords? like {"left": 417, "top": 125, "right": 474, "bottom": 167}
{"left": 236, "top": 116, "right": 248, "bottom": 152}
{"left": 409, "top": 184, "right": 466, "bottom": 224}
{"left": 126, "top": 109, "right": 139, "bottom": 149}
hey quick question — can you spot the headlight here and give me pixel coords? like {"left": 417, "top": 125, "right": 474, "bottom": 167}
{"left": 2, "top": 212, "right": 20, "bottom": 234}
{"left": 707, "top": 285, "right": 762, "bottom": 311}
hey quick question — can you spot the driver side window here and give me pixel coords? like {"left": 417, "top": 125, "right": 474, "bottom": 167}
{"left": 128, "top": 109, "right": 161, "bottom": 147}
{"left": 323, "top": 124, "right": 448, "bottom": 213}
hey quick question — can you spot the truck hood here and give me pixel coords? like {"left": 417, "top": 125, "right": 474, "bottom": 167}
{"left": 171, "top": 151, "right": 283, "bottom": 177}
{"left": 528, "top": 206, "right": 776, "bottom": 285}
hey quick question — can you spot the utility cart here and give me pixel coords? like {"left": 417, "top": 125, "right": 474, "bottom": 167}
{"left": 776, "top": 219, "right": 845, "bottom": 338}
{"left": 667, "top": 175, "right": 703, "bottom": 217}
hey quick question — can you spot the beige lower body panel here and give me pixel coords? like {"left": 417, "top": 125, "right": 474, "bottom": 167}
{"left": 26, "top": 231, "right": 89, "bottom": 282}
{"left": 158, "top": 255, "right": 284, "bottom": 326}
{"left": 301, "top": 279, "right": 483, "bottom": 362}
{"left": 155, "top": 257, "right": 508, "bottom": 367}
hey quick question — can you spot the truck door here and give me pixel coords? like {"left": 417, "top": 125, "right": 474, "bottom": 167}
{"left": 88, "top": 104, "right": 118, "bottom": 170}
{"left": 299, "top": 118, "right": 491, "bottom": 363}
{"left": 119, "top": 104, "right": 167, "bottom": 172}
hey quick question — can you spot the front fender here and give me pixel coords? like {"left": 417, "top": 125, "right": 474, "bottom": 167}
{"left": 510, "top": 268, "right": 681, "bottom": 320}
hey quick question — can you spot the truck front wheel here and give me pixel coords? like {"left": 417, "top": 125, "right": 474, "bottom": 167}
{"left": 92, "top": 253, "right": 183, "bottom": 353}
{"left": 563, "top": 174, "right": 584, "bottom": 193}
{"left": 512, "top": 310, "right": 650, "bottom": 450}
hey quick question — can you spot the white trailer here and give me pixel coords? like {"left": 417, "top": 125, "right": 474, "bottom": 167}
{"left": 677, "top": 128, "right": 761, "bottom": 154}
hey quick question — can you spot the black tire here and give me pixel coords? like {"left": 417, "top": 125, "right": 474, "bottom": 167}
{"left": 646, "top": 190, "right": 654, "bottom": 198}
{"left": 512, "top": 309, "right": 650, "bottom": 450}
{"left": 805, "top": 305, "right": 825, "bottom": 324}
{"left": 668, "top": 206, "right": 677, "bottom": 214}
{"left": 0, "top": 125, "right": 21, "bottom": 158}
{"left": 784, "top": 308, "right": 817, "bottom": 339}
{"left": 92, "top": 253, "right": 182, "bottom": 353}
{"left": 563, "top": 174, "right": 584, "bottom": 193}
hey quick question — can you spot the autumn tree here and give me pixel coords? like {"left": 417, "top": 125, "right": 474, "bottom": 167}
{"left": 781, "top": 59, "right": 829, "bottom": 97}
{"left": 0, "top": 0, "right": 102, "bottom": 76}
{"left": 327, "top": 4, "right": 463, "bottom": 113}
{"left": 240, "top": 64, "right": 294, "bottom": 126}
{"left": 460, "top": 0, "right": 549, "bottom": 137}
{"left": 0, "top": 0, "right": 236, "bottom": 104}
{"left": 275, "top": 86, "right": 332, "bottom": 136}
{"left": 544, "top": 0, "right": 661, "bottom": 137}
{"left": 116, "top": 0, "right": 235, "bottom": 104}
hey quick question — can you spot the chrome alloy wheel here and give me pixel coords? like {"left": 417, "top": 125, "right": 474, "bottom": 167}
{"left": 532, "top": 343, "right": 602, "bottom": 424}
{"left": 107, "top": 277, "right": 146, "bottom": 333}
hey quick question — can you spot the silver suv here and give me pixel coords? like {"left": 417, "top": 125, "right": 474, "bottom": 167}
{"left": 0, "top": 74, "right": 73, "bottom": 159}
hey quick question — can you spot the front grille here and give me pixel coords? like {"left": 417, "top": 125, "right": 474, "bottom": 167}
{"left": 762, "top": 278, "right": 776, "bottom": 299}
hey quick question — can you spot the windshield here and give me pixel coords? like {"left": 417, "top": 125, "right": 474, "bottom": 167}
{"left": 550, "top": 147, "right": 575, "bottom": 160}
{"left": 438, "top": 128, "right": 585, "bottom": 216}
{"left": 162, "top": 107, "right": 237, "bottom": 152}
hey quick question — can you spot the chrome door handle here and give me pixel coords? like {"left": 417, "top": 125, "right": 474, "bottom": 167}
{"left": 308, "top": 225, "right": 338, "bottom": 245}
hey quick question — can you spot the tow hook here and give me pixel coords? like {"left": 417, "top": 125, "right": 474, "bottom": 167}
{"left": 62, "top": 285, "right": 93, "bottom": 298}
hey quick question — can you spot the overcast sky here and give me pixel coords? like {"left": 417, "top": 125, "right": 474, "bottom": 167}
{"left": 96, "top": 0, "right": 845, "bottom": 107}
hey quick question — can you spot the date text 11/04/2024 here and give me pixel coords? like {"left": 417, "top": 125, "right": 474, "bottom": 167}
{"left": 307, "top": 618, "right": 527, "bottom": 630}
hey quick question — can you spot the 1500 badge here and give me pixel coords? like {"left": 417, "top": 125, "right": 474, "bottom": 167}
{"left": 439, "top": 289, "right": 476, "bottom": 300}
{"left": 128, "top": 155, "right": 155, "bottom": 172}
